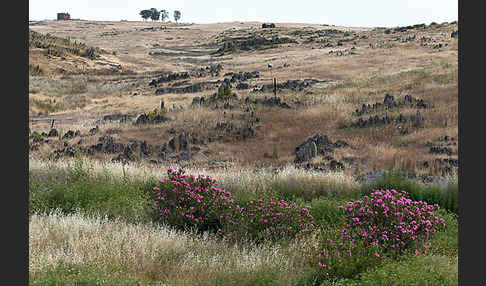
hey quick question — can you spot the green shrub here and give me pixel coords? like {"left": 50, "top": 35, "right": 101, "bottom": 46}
{"left": 217, "top": 85, "right": 232, "bottom": 100}
{"left": 309, "top": 197, "right": 347, "bottom": 229}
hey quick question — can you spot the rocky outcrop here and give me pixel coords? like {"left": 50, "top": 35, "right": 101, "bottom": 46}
{"left": 90, "top": 136, "right": 124, "bottom": 154}
{"left": 158, "top": 131, "right": 207, "bottom": 161}
{"left": 155, "top": 81, "right": 221, "bottom": 95}
{"left": 191, "top": 96, "right": 206, "bottom": 106}
{"left": 62, "top": 130, "right": 81, "bottom": 140}
{"left": 102, "top": 113, "right": 135, "bottom": 123}
{"left": 215, "top": 36, "right": 297, "bottom": 54}
{"left": 149, "top": 65, "right": 223, "bottom": 87}
{"left": 257, "top": 79, "right": 319, "bottom": 93}
{"left": 134, "top": 113, "right": 171, "bottom": 125}
{"left": 53, "top": 146, "right": 77, "bottom": 158}
{"left": 48, "top": 128, "right": 58, "bottom": 137}
{"left": 252, "top": 96, "right": 291, "bottom": 108}
{"left": 340, "top": 111, "right": 423, "bottom": 129}
{"left": 149, "top": 72, "right": 190, "bottom": 87}
{"left": 294, "top": 133, "right": 348, "bottom": 163}
{"left": 353, "top": 94, "right": 428, "bottom": 117}
{"left": 89, "top": 126, "right": 99, "bottom": 136}
{"left": 228, "top": 71, "right": 260, "bottom": 83}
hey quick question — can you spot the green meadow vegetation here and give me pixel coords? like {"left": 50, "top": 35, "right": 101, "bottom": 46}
{"left": 29, "top": 159, "right": 458, "bottom": 285}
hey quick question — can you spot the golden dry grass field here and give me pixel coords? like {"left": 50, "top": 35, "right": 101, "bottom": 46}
{"left": 28, "top": 19, "right": 458, "bottom": 180}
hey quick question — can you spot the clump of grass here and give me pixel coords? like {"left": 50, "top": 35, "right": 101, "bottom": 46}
{"left": 29, "top": 159, "right": 150, "bottom": 223}
{"left": 29, "top": 262, "right": 152, "bottom": 286}
{"left": 339, "top": 255, "right": 458, "bottom": 286}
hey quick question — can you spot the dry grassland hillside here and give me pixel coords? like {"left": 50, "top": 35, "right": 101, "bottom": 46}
{"left": 28, "top": 19, "right": 458, "bottom": 181}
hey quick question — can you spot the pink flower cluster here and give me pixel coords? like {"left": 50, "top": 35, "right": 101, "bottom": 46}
{"left": 145, "top": 168, "right": 314, "bottom": 241}
{"left": 312, "top": 189, "right": 446, "bottom": 274}
{"left": 337, "top": 189, "right": 445, "bottom": 255}
{"left": 144, "top": 168, "right": 233, "bottom": 232}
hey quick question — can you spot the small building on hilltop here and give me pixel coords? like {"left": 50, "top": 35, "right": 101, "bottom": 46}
{"left": 57, "top": 13, "right": 71, "bottom": 20}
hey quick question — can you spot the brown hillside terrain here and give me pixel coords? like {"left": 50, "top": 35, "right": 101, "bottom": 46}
{"left": 28, "top": 20, "right": 458, "bottom": 179}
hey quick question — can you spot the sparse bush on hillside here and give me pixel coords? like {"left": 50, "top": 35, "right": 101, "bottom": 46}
{"left": 217, "top": 84, "right": 233, "bottom": 100}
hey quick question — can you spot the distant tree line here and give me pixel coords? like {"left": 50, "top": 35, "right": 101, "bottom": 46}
{"left": 139, "top": 8, "right": 181, "bottom": 23}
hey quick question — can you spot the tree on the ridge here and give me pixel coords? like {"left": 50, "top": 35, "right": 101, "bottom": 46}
{"left": 173, "top": 10, "right": 181, "bottom": 23}
{"left": 160, "top": 9, "right": 169, "bottom": 22}
{"left": 139, "top": 9, "right": 152, "bottom": 21}
{"left": 150, "top": 8, "right": 160, "bottom": 21}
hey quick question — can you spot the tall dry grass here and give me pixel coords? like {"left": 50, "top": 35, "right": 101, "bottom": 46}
{"left": 29, "top": 211, "right": 316, "bottom": 282}
{"left": 29, "top": 156, "right": 359, "bottom": 198}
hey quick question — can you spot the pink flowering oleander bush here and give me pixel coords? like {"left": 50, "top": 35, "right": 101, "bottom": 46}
{"left": 144, "top": 169, "right": 313, "bottom": 242}
{"left": 144, "top": 168, "right": 234, "bottom": 233}
{"left": 310, "top": 189, "right": 446, "bottom": 280}
{"left": 223, "top": 190, "right": 315, "bottom": 242}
